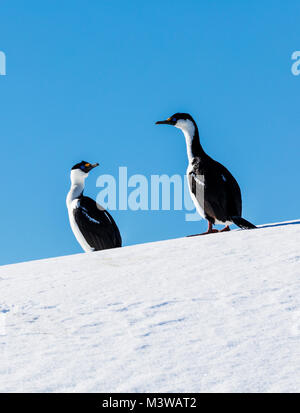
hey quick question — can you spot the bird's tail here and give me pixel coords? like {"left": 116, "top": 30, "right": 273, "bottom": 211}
{"left": 231, "top": 216, "right": 256, "bottom": 230}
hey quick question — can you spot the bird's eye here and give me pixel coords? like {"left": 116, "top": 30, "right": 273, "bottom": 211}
{"left": 80, "top": 165, "right": 86, "bottom": 171}
{"left": 172, "top": 117, "right": 177, "bottom": 122}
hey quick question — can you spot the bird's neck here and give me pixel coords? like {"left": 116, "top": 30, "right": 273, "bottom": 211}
{"left": 179, "top": 121, "right": 205, "bottom": 163}
{"left": 67, "top": 183, "right": 84, "bottom": 204}
{"left": 66, "top": 170, "right": 86, "bottom": 206}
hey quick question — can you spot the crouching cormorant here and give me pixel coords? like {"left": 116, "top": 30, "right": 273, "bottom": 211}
{"left": 66, "top": 161, "right": 122, "bottom": 251}
{"left": 156, "top": 113, "right": 256, "bottom": 234}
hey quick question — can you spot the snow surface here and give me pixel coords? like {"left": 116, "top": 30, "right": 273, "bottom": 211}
{"left": 1, "top": 220, "right": 300, "bottom": 392}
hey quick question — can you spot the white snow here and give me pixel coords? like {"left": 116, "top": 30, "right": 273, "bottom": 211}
{"left": 1, "top": 220, "right": 300, "bottom": 392}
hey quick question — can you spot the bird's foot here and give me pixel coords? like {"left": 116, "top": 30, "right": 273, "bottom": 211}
{"left": 187, "top": 229, "right": 219, "bottom": 237}
{"left": 201, "top": 229, "right": 219, "bottom": 235}
{"left": 220, "top": 225, "right": 230, "bottom": 232}
{"left": 187, "top": 224, "right": 231, "bottom": 237}
{"left": 187, "top": 222, "right": 231, "bottom": 237}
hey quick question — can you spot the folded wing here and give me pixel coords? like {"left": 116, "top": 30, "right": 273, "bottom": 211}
{"left": 73, "top": 196, "right": 122, "bottom": 251}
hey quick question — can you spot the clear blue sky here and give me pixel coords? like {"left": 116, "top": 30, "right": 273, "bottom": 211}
{"left": 1, "top": 0, "right": 300, "bottom": 265}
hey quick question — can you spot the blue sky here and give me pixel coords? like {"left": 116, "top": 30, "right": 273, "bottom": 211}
{"left": 1, "top": 0, "right": 300, "bottom": 265}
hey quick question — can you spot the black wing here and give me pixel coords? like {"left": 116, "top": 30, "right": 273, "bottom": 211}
{"left": 215, "top": 161, "right": 242, "bottom": 218}
{"left": 74, "top": 196, "right": 122, "bottom": 251}
{"left": 190, "top": 156, "right": 242, "bottom": 223}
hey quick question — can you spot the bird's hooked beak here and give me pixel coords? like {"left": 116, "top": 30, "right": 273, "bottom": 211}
{"left": 86, "top": 162, "right": 99, "bottom": 172}
{"left": 155, "top": 117, "right": 176, "bottom": 126}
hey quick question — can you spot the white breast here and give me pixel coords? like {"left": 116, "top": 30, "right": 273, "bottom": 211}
{"left": 67, "top": 200, "right": 95, "bottom": 253}
{"left": 186, "top": 164, "right": 206, "bottom": 220}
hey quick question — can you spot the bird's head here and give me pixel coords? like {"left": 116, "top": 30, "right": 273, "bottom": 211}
{"left": 156, "top": 113, "right": 196, "bottom": 134}
{"left": 70, "top": 161, "right": 99, "bottom": 183}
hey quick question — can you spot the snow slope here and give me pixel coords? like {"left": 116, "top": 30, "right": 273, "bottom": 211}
{"left": 1, "top": 221, "right": 300, "bottom": 393}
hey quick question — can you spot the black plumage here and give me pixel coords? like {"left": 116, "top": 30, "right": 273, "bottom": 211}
{"left": 73, "top": 196, "right": 122, "bottom": 250}
{"left": 188, "top": 155, "right": 255, "bottom": 228}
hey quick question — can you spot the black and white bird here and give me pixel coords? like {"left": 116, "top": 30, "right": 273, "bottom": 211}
{"left": 156, "top": 113, "right": 256, "bottom": 234}
{"left": 66, "top": 161, "right": 122, "bottom": 251}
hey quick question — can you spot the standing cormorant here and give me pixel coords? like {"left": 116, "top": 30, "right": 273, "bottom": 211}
{"left": 156, "top": 113, "right": 256, "bottom": 234}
